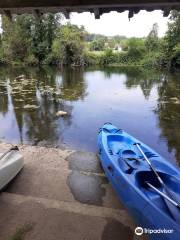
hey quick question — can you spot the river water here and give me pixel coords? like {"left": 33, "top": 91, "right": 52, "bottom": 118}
{"left": 0, "top": 66, "right": 179, "bottom": 165}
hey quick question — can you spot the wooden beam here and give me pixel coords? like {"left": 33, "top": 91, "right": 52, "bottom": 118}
{"left": 163, "top": 8, "right": 170, "bottom": 17}
{"left": 63, "top": 10, "right": 70, "bottom": 19}
{"left": 0, "top": 1, "right": 180, "bottom": 9}
{"left": 0, "top": 1, "right": 179, "bottom": 17}
{"left": 34, "top": 9, "right": 41, "bottom": 18}
{"left": 3, "top": 10, "right": 12, "bottom": 21}
{"left": 94, "top": 8, "right": 100, "bottom": 19}
{"left": 128, "top": 10, "right": 134, "bottom": 19}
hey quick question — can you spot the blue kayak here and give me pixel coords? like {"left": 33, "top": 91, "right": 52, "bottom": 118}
{"left": 98, "top": 123, "right": 180, "bottom": 240}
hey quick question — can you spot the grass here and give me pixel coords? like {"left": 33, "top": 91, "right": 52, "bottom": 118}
{"left": 10, "top": 224, "right": 33, "bottom": 240}
{"left": 88, "top": 51, "right": 104, "bottom": 55}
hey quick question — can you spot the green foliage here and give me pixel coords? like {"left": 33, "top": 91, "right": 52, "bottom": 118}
{"left": 89, "top": 39, "right": 105, "bottom": 51}
{"left": 84, "top": 51, "right": 103, "bottom": 65}
{"left": 85, "top": 50, "right": 141, "bottom": 66}
{"left": 164, "top": 11, "right": 180, "bottom": 68}
{"left": 172, "top": 43, "right": 180, "bottom": 66}
{"left": 140, "top": 51, "right": 163, "bottom": 68}
{"left": 0, "top": 11, "right": 179, "bottom": 69}
{"left": 113, "top": 35, "right": 127, "bottom": 43}
{"left": 1, "top": 14, "right": 60, "bottom": 65}
{"left": 52, "top": 23, "right": 86, "bottom": 65}
{"left": 145, "top": 23, "right": 160, "bottom": 51}
{"left": 0, "top": 35, "right": 3, "bottom": 63}
{"left": 106, "top": 38, "right": 116, "bottom": 49}
{"left": 126, "top": 38, "right": 146, "bottom": 62}
{"left": 85, "top": 33, "right": 107, "bottom": 43}
{"left": 10, "top": 224, "right": 33, "bottom": 240}
{"left": 2, "top": 15, "right": 32, "bottom": 63}
{"left": 100, "top": 49, "right": 115, "bottom": 65}
{"left": 31, "top": 14, "right": 60, "bottom": 63}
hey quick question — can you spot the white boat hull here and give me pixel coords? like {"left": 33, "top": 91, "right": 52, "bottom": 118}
{"left": 0, "top": 150, "right": 24, "bottom": 190}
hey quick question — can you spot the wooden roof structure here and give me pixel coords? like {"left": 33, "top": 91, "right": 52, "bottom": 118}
{"left": 0, "top": 1, "right": 180, "bottom": 19}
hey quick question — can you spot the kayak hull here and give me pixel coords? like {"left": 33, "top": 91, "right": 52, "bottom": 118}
{"left": 0, "top": 151, "right": 24, "bottom": 190}
{"left": 98, "top": 123, "right": 180, "bottom": 240}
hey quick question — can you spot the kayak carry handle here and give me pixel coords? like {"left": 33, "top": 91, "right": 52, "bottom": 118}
{"left": 0, "top": 145, "right": 19, "bottom": 161}
{"left": 114, "top": 128, "right": 123, "bottom": 133}
{"left": 10, "top": 146, "right": 19, "bottom": 151}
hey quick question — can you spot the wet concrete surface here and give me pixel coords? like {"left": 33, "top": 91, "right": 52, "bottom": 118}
{"left": 67, "top": 151, "right": 103, "bottom": 173}
{"left": 0, "top": 143, "right": 136, "bottom": 240}
{"left": 66, "top": 151, "right": 123, "bottom": 209}
{"left": 67, "top": 171, "right": 107, "bottom": 206}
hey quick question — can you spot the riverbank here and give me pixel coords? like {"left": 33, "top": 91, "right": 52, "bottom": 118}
{"left": 0, "top": 142, "right": 138, "bottom": 240}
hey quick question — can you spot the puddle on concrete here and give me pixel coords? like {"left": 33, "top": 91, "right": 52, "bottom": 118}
{"left": 67, "top": 171, "right": 107, "bottom": 206}
{"left": 66, "top": 151, "right": 103, "bottom": 174}
{"left": 102, "top": 219, "right": 133, "bottom": 240}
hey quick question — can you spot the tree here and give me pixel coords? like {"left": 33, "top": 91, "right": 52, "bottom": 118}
{"left": 0, "top": 33, "right": 3, "bottom": 63}
{"left": 52, "top": 23, "right": 86, "bottom": 65}
{"left": 145, "top": 23, "right": 159, "bottom": 52}
{"left": 1, "top": 14, "right": 61, "bottom": 64}
{"left": 89, "top": 39, "right": 105, "bottom": 51}
{"left": 1, "top": 15, "right": 33, "bottom": 63}
{"left": 164, "top": 11, "right": 180, "bottom": 68}
{"left": 31, "top": 14, "right": 61, "bottom": 63}
{"left": 100, "top": 48, "right": 115, "bottom": 65}
{"left": 113, "top": 35, "right": 126, "bottom": 44}
{"left": 107, "top": 38, "right": 116, "bottom": 49}
{"left": 127, "top": 38, "right": 146, "bottom": 61}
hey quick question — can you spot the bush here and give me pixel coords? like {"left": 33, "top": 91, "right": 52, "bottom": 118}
{"left": 171, "top": 43, "right": 180, "bottom": 68}
{"left": 100, "top": 49, "right": 116, "bottom": 65}
{"left": 84, "top": 51, "right": 102, "bottom": 65}
{"left": 52, "top": 24, "right": 86, "bottom": 66}
{"left": 25, "top": 54, "right": 39, "bottom": 66}
{"left": 126, "top": 38, "right": 146, "bottom": 62}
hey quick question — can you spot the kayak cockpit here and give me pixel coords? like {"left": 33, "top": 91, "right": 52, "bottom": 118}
{"left": 135, "top": 170, "right": 180, "bottom": 221}
{"left": 107, "top": 134, "right": 158, "bottom": 158}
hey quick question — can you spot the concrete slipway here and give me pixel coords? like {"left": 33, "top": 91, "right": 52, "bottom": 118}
{"left": 0, "top": 143, "right": 146, "bottom": 240}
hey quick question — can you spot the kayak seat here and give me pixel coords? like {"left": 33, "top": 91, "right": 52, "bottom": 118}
{"left": 121, "top": 150, "right": 137, "bottom": 159}
{"left": 135, "top": 170, "right": 162, "bottom": 189}
{"left": 135, "top": 170, "right": 180, "bottom": 194}
{"left": 135, "top": 170, "right": 180, "bottom": 220}
{"left": 107, "top": 135, "right": 134, "bottom": 155}
{"left": 118, "top": 157, "right": 134, "bottom": 174}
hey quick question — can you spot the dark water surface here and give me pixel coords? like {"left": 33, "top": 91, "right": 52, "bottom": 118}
{"left": 0, "top": 66, "right": 180, "bottom": 165}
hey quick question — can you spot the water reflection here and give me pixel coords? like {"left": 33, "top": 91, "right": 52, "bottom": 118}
{"left": 102, "top": 66, "right": 164, "bottom": 99}
{"left": 0, "top": 66, "right": 87, "bottom": 146}
{"left": 0, "top": 66, "right": 179, "bottom": 165}
{"left": 0, "top": 79, "right": 8, "bottom": 114}
{"left": 156, "top": 72, "right": 180, "bottom": 163}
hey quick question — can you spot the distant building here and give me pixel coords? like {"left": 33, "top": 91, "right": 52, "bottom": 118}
{"left": 113, "top": 45, "right": 122, "bottom": 52}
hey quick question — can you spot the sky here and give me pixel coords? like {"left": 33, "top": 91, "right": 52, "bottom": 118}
{"left": 64, "top": 10, "right": 169, "bottom": 38}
